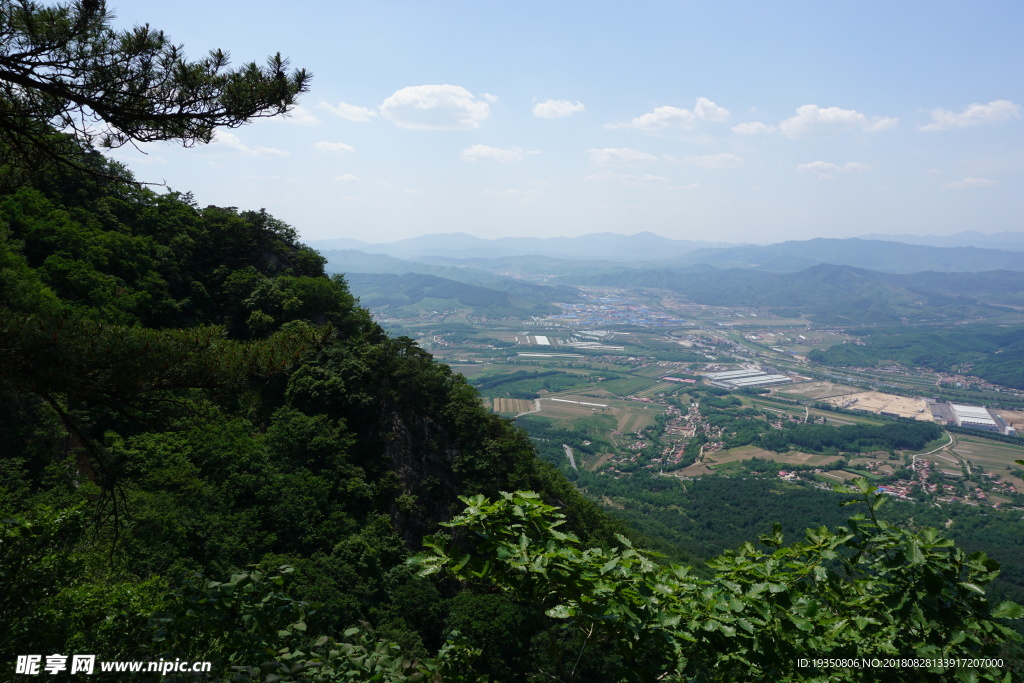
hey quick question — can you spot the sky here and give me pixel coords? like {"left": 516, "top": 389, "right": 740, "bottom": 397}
{"left": 106, "top": 1, "right": 1024, "bottom": 245}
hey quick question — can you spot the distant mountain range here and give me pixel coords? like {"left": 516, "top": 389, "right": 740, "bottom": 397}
{"left": 320, "top": 249, "right": 581, "bottom": 317}
{"left": 568, "top": 264, "right": 1024, "bottom": 324}
{"left": 311, "top": 233, "right": 1024, "bottom": 274}
{"left": 309, "top": 232, "right": 737, "bottom": 262}
{"left": 319, "top": 233, "right": 1024, "bottom": 322}
{"left": 857, "top": 231, "right": 1024, "bottom": 252}
{"left": 670, "top": 238, "right": 1024, "bottom": 274}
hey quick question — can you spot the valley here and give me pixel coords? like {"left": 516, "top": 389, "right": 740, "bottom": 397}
{"left": 362, "top": 281, "right": 1024, "bottom": 500}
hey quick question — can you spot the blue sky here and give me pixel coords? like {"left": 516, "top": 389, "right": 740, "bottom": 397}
{"left": 108, "top": 1, "right": 1024, "bottom": 244}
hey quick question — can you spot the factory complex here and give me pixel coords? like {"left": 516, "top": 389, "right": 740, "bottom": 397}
{"left": 704, "top": 368, "right": 793, "bottom": 390}
{"left": 936, "top": 402, "right": 1018, "bottom": 436}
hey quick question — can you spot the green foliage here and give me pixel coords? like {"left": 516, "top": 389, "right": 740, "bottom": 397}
{"left": 412, "top": 489, "right": 1021, "bottom": 682}
{"left": 810, "top": 326, "right": 1024, "bottom": 389}
{"left": 0, "top": 0, "right": 309, "bottom": 185}
{"left": 758, "top": 421, "right": 942, "bottom": 454}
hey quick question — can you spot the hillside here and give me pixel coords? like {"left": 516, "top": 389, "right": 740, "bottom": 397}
{"left": 0, "top": 154, "right": 625, "bottom": 680}
{"left": 322, "top": 248, "right": 581, "bottom": 314}
{"left": 569, "top": 263, "right": 1015, "bottom": 323}
{"left": 2, "top": 156, "right": 1020, "bottom": 681}
{"left": 345, "top": 272, "right": 565, "bottom": 317}
{"left": 676, "top": 237, "right": 1024, "bottom": 273}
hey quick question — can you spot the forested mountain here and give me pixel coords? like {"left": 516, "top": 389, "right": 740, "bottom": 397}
{"left": 321, "top": 249, "right": 581, "bottom": 311}
{"left": 569, "top": 263, "right": 1017, "bottom": 323}
{"left": 314, "top": 234, "right": 1024, "bottom": 275}
{"left": 674, "top": 238, "right": 1024, "bottom": 273}
{"left": 859, "top": 231, "right": 1024, "bottom": 252}
{"left": 2, "top": 155, "right": 1021, "bottom": 681}
{"left": 809, "top": 325, "right": 1024, "bottom": 389}
{"left": 0, "top": 154, "right": 626, "bottom": 679}
{"left": 345, "top": 272, "right": 566, "bottom": 317}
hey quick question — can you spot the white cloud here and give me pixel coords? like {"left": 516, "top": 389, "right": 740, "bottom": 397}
{"left": 318, "top": 101, "right": 378, "bottom": 122}
{"left": 796, "top": 160, "right": 871, "bottom": 179}
{"left": 533, "top": 99, "right": 585, "bottom": 119}
{"left": 460, "top": 145, "right": 539, "bottom": 163}
{"left": 587, "top": 147, "right": 658, "bottom": 165}
{"left": 694, "top": 97, "right": 730, "bottom": 122}
{"left": 943, "top": 177, "right": 999, "bottom": 190}
{"left": 921, "top": 100, "right": 1021, "bottom": 131}
{"left": 281, "top": 105, "right": 321, "bottom": 126}
{"left": 380, "top": 84, "right": 491, "bottom": 130}
{"left": 606, "top": 105, "right": 694, "bottom": 130}
{"left": 683, "top": 153, "right": 743, "bottom": 169}
{"left": 212, "top": 131, "right": 289, "bottom": 157}
{"left": 865, "top": 116, "right": 899, "bottom": 132}
{"left": 779, "top": 104, "right": 897, "bottom": 138}
{"left": 606, "top": 98, "right": 730, "bottom": 130}
{"left": 732, "top": 121, "right": 776, "bottom": 135}
{"left": 333, "top": 174, "right": 360, "bottom": 183}
{"left": 312, "top": 141, "right": 355, "bottom": 154}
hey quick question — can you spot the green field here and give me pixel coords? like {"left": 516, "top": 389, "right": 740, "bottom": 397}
{"left": 703, "top": 445, "right": 842, "bottom": 469}
{"left": 446, "top": 363, "right": 489, "bottom": 378}
{"left": 633, "top": 381, "right": 681, "bottom": 398}
{"left": 616, "top": 410, "right": 660, "bottom": 434}
{"left": 949, "top": 434, "right": 1024, "bottom": 470}
{"left": 599, "top": 377, "right": 657, "bottom": 395}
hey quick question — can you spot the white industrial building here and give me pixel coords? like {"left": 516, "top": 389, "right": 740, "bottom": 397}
{"left": 948, "top": 403, "right": 1016, "bottom": 436}
{"left": 704, "top": 368, "right": 793, "bottom": 390}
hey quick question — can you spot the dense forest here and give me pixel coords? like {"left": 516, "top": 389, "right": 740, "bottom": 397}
{"left": 0, "top": 153, "right": 633, "bottom": 680}
{"left": 808, "top": 326, "right": 1024, "bottom": 389}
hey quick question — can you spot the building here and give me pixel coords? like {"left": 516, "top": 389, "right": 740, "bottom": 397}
{"left": 704, "top": 368, "right": 793, "bottom": 390}
{"left": 941, "top": 403, "right": 1016, "bottom": 436}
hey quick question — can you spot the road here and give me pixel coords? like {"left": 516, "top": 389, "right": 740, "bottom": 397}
{"left": 563, "top": 444, "right": 578, "bottom": 471}
{"left": 515, "top": 398, "right": 542, "bottom": 418}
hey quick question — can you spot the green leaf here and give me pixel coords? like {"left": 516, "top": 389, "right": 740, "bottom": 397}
{"left": 992, "top": 601, "right": 1024, "bottom": 619}
{"left": 546, "top": 604, "right": 576, "bottom": 619}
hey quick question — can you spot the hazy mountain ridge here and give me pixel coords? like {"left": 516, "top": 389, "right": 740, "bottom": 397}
{"left": 858, "top": 231, "right": 1024, "bottom": 252}
{"left": 309, "top": 232, "right": 739, "bottom": 262}
{"left": 323, "top": 250, "right": 581, "bottom": 316}
{"left": 345, "top": 272, "right": 564, "bottom": 317}
{"left": 314, "top": 234, "right": 1024, "bottom": 275}
{"left": 674, "top": 238, "right": 1024, "bottom": 274}
{"left": 569, "top": 263, "right": 1018, "bottom": 324}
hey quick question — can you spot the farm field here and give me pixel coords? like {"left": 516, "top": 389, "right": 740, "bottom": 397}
{"left": 447, "top": 364, "right": 489, "bottom": 378}
{"left": 526, "top": 393, "right": 666, "bottom": 429}
{"left": 781, "top": 381, "right": 864, "bottom": 400}
{"left": 492, "top": 398, "right": 536, "bottom": 414}
{"left": 632, "top": 381, "right": 681, "bottom": 398}
{"left": 598, "top": 377, "right": 657, "bottom": 395}
{"left": 1001, "top": 410, "right": 1024, "bottom": 433}
{"left": 616, "top": 410, "right": 660, "bottom": 434}
{"left": 816, "top": 470, "right": 868, "bottom": 483}
{"left": 702, "top": 444, "right": 843, "bottom": 470}
{"left": 949, "top": 434, "right": 1024, "bottom": 471}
